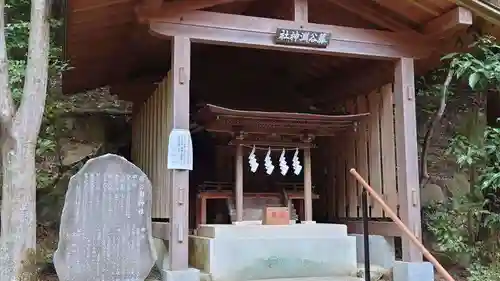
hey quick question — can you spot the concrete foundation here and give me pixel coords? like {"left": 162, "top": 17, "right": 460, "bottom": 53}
{"left": 351, "top": 234, "right": 395, "bottom": 269}
{"left": 189, "top": 224, "right": 357, "bottom": 281}
{"left": 153, "top": 238, "right": 170, "bottom": 271}
{"left": 393, "top": 261, "right": 434, "bottom": 281}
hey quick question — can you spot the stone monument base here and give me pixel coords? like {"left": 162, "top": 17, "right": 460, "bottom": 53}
{"left": 161, "top": 268, "right": 200, "bottom": 281}
{"left": 189, "top": 223, "right": 357, "bottom": 281}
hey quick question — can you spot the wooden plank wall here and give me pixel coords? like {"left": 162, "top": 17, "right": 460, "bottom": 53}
{"left": 332, "top": 83, "right": 399, "bottom": 219}
{"left": 131, "top": 73, "right": 172, "bottom": 219}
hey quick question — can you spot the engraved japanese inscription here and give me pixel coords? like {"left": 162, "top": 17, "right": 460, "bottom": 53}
{"left": 275, "top": 28, "right": 331, "bottom": 48}
{"left": 53, "top": 154, "right": 157, "bottom": 281}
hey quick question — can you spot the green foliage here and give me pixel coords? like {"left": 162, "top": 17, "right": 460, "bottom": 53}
{"left": 416, "top": 68, "right": 455, "bottom": 115}
{"left": 468, "top": 263, "right": 500, "bottom": 281}
{"left": 423, "top": 36, "right": 500, "bottom": 280}
{"left": 442, "top": 36, "right": 500, "bottom": 92}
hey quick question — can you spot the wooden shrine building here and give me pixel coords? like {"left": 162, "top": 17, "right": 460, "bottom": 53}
{"left": 62, "top": 0, "right": 500, "bottom": 273}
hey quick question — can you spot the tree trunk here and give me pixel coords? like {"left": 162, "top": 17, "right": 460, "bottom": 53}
{"left": 0, "top": 0, "right": 50, "bottom": 279}
{"left": 0, "top": 139, "right": 38, "bottom": 280}
{"left": 419, "top": 69, "right": 453, "bottom": 189}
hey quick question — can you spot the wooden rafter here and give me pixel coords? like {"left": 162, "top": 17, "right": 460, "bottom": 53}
{"left": 147, "top": 10, "right": 433, "bottom": 59}
{"left": 405, "top": 0, "right": 441, "bottom": 16}
{"left": 136, "top": 0, "right": 253, "bottom": 22}
{"left": 301, "top": 6, "right": 473, "bottom": 102}
{"left": 300, "top": 60, "right": 394, "bottom": 106}
{"left": 328, "top": 0, "right": 419, "bottom": 33}
{"left": 72, "top": 0, "right": 134, "bottom": 13}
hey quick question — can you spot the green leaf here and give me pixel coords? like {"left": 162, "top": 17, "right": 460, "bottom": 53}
{"left": 441, "top": 52, "right": 458, "bottom": 60}
{"left": 468, "top": 72, "right": 481, "bottom": 89}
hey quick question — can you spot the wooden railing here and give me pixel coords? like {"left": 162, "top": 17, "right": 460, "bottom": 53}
{"left": 349, "top": 168, "right": 455, "bottom": 281}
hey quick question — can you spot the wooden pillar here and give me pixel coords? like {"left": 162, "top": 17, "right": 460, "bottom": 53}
{"left": 235, "top": 144, "right": 244, "bottom": 222}
{"left": 168, "top": 36, "right": 191, "bottom": 270}
{"left": 294, "top": 0, "right": 308, "bottom": 23}
{"left": 303, "top": 147, "right": 313, "bottom": 222}
{"left": 394, "top": 58, "right": 422, "bottom": 262}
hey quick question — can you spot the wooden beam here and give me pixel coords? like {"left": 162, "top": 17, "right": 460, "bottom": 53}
{"left": 152, "top": 221, "right": 171, "bottom": 239}
{"left": 452, "top": 0, "right": 500, "bottom": 27}
{"left": 148, "top": 11, "right": 433, "bottom": 59}
{"left": 394, "top": 58, "right": 422, "bottom": 262}
{"left": 235, "top": 144, "right": 244, "bottom": 222}
{"left": 303, "top": 147, "right": 313, "bottom": 222}
{"left": 345, "top": 220, "right": 401, "bottom": 237}
{"left": 294, "top": 0, "right": 308, "bottom": 23}
{"left": 423, "top": 7, "right": 473, "bottom": 38}
{"left": 168, "top": 36, "right": 191, "bottom": 270}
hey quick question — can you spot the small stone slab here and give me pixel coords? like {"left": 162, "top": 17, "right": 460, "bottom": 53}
{"left": 393, "top": 261, "right": 434, "bottom": 281}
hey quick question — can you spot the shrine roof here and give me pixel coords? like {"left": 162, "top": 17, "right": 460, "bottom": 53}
{"left": 60, "top": 0, "right": 500, "bottom": 108}
{"left": 195, "top": 104, "right": 369, "bottom": 137}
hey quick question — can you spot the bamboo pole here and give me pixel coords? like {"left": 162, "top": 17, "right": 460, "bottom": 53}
{"left": 349, "top": 168, "right": 455, "bottom": 281}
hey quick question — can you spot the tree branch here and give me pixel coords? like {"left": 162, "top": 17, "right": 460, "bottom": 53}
{"left": 419, "top": 69, "right": 454, "bottom": 189}
{"left": 0, "top": 0, "right": 14, "bottom": 139}
{"left": 13, "top": 0, "right": 50, "bottom": 142}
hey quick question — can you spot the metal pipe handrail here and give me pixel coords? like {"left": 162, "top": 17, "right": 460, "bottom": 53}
{"left": 349, "top": 168, "right": 456, "bottom": 281}
{"left": 361, "top": 187, "right": 370, "bottom": 281}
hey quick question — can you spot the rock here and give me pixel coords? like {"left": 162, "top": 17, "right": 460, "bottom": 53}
{"left": 421, "top": 183, "right": 445, "bottom": 206}
{"left": 61, "top": 142, "right": 101, "bottom": 166}
{"left": 354, "top": 264, "right": 392, "bottom": 280}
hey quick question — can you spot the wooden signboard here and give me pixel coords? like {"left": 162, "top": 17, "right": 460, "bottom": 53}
{"left": 263, "top": 206, "right": 290, "bottom": 225}
{"left": 275, "top": 28, "right": 331, "bottom": 48}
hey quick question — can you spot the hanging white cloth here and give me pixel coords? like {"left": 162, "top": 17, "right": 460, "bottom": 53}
{"left": 248, "top": 145, "right": 259, "bottom": 173}
{"left": 292, "top": 148, "right": 302, "bottom": 175}
{"left": 264, "top": 147, "right": 275, "bottom": 175}
{"left": 279, "top": 148, "right": 289, "bottom": 176}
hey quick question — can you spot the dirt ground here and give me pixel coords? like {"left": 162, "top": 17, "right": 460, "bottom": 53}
{"left": 435, "top": 268, "right": 468, "bottom": 281}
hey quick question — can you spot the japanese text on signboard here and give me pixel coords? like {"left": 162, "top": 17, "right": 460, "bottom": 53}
{"left": 275, "top": 28, "right": 331, "bottom": 48}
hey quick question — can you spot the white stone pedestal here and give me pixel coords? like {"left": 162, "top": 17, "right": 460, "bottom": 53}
{"left": 189, "top": 224, "right": 357, "bottom": 281}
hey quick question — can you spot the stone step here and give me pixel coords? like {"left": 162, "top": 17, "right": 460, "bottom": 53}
{"left": 200, "top": 273, "right": 364, "bottom": 281}
{"left": 155, "top": 267, "right": 388, "bottom": 281}
{"left": 198, "top": 272, "right": 365, "bottom": 281}
{"left": 196, "top": 223, "right": 348, "bottom": 239}
{"left": 250, "top": 277, "right": 364, "bottom": 281}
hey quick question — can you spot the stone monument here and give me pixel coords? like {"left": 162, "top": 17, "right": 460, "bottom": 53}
{"left": 54, "top": 154, "right": 157, "bottom": 281}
